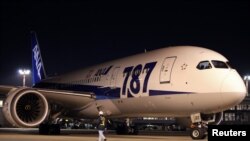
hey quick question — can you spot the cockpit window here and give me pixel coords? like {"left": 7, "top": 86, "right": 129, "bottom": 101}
{"left": 212, "top": 60, "right": 228, "bottom": 69}
{"left": 196, "top": 61, "right": 212, "bottom": 70}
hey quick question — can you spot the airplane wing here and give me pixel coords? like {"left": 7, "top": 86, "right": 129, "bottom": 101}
{"left": 37, "top": 88, "right": 95, "bottom": 109}
{"left": 0, "top": 85, "right": 16, "bottom": 95}
{"left": 0, "top": 85, "right": 96, "bottom": 109}
{"left": 0, "top": 85, "right": 96, "bottom": 128}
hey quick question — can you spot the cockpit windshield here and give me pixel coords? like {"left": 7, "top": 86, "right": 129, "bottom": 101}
{"left": 196, "top": 61, "right": 212, "bottom": 70}
{"left": 211, "top": 60, "right": 229, "bottom": 69}
{"left": 196, "top": 60, "right": 230, "bottom": 70}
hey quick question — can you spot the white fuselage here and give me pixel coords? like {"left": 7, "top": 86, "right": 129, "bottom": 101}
{"left": 37, "top": 46, "right": 246, "bottom": 118}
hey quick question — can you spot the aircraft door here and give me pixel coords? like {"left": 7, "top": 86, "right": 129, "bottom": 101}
{"left": 160, "top": 56, "right": 176, "bottom": 83}
{"left": 110, "top": 67, "right": 120, "bottom": 88}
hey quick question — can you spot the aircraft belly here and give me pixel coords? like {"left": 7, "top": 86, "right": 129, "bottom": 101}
{"left": 188, "top": 92, "right": 222, "bottom": 114}
{"left": 109, "top": 95, "right": 192, "bottom": 117}
{"left": 77, "top": 99, "right": 122, "bottom": 118}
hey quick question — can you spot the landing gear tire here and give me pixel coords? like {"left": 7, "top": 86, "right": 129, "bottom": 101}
{"left": 190, "top": 127, "right": 206, "bottom": 140}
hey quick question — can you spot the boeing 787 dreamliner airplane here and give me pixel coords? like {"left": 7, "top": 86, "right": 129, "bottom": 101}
{"left": 0, "top": 32, "right": 246, "bottom": 139}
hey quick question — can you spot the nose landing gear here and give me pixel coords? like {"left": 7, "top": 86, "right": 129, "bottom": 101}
{"left": 190, "top": 123, "right": 207, "bottom": 139}
{"left": 190, "top": 113, "right": 207, "bottom": 140}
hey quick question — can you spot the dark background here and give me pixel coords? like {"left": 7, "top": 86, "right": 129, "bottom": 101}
{"left": 1, "top": 0, "right": 250, "bottom": 86}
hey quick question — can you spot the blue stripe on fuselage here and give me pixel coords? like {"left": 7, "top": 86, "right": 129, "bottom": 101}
{"left": 149, "top": 90, "right": 191, "bottom": 96}
{"left": 34, "top": 82, "right": 191, "bottom": 99}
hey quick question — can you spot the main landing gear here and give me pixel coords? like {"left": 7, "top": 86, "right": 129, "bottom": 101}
{"left": 39, "top": 104, "right": 63, "bottom": 135}
{"left": 116, "top": 118, "right": 138, "bottom": 135}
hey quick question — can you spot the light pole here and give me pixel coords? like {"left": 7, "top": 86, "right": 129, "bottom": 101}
{"left": 244, "top": 75, "right": 250, "bottom": 96}
{"left": 19, "top": 69, "right": 30, "bottom": 87}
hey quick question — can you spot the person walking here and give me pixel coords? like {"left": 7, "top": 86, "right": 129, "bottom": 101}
{"left": 97, "top": 111, "right": 107, "bottom": 141}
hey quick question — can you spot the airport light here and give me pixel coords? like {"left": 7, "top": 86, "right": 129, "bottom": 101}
{"left": 19, "top": 69, "right": 30, "bottom": 87}
{"left": 244, "top": 75, "right": 250, "bottom": 81}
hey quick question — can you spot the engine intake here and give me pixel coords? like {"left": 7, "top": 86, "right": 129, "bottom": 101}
{"left": 3, "top": 88, "right": 49, "bottom": 127}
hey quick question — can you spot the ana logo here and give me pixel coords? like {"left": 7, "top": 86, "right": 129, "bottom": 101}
{"left": 33, "top": 44, "right": 42, "bottom": 80}
{"left": 95, "top": 66, "right": 113, "bottom": 76}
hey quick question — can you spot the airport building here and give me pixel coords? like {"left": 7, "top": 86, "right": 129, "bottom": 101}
{"left": 222, "top": 81, "right": 250, "bottom": 124}
{"left": 223, "top": 96, "right": 250, "bottom": 124}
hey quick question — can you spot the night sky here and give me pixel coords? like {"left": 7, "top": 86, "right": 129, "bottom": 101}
{"left": 0, "top": 0, "right": 250, "bottom": 86}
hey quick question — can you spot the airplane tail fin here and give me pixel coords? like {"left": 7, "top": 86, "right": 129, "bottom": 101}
{"left": 31, "top": 31, "right": 47, "bottom": 85}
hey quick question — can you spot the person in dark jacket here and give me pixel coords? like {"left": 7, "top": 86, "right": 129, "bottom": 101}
{"left": 97, "top": 111, "right": 106, "bottom": 141}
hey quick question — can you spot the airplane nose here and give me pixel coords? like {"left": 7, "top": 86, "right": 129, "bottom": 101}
{"left": 220, "top": 70, "right": 247, "bottom": 109}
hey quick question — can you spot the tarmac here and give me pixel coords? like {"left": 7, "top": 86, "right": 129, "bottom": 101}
{"left": 0, "top": 128, "right": 207, "bottom": 141}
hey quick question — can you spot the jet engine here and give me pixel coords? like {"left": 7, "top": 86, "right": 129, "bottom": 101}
{"left": 2, "top": 87, "right": 49, "bottom": 127}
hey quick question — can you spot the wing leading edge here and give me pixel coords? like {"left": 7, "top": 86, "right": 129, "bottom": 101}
{"left": 0, "top": 85, "right": 95, "bottom": 109}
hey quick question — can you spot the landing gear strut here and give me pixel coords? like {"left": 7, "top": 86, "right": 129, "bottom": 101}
{"left": 116, "top": 118, "right": 138, "bottom": 135}
{"left": 190, "top": 113, "right": 207, "bottom": 140}
{"left": 39, "top": 104, "right": 63, "bottom": 135}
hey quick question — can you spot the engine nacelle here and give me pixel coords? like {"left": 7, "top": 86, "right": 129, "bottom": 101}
{"left": 2, "top": 87, "right": 49, "bottom": 127}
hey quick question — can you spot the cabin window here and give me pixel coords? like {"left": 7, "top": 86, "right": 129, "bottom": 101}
{"left": 196, "top": 61, "right": 212, "bottom": 70}
{"left": 212, "top": 60, "right": 228, "bottom": 69}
